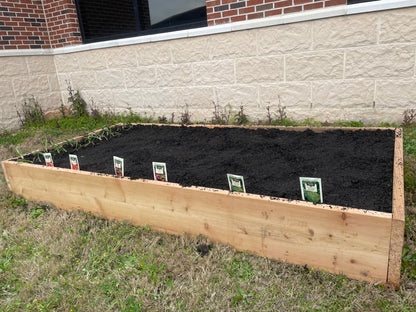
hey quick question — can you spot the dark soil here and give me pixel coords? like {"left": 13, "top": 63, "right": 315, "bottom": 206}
{"left": 32, "top": 125, "right": 396, "bottom": 213}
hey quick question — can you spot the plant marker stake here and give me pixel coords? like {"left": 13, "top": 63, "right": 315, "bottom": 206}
{"left": 113, "top": 156, "right": 124, "bottom": 177}
{"left": 227, "top": 174, "right": 246, "bottom": 193}
{"left": 152, "top": 162, "right": 168, "bottom": 182}
{"left": 69, "top": 154, "right": 80, "bottom": 171}
{"left": 299, "top": 177, "right": 323, "bottom": 203}
{"left": 43, "top": 153, "right": 54, "bottom": 167}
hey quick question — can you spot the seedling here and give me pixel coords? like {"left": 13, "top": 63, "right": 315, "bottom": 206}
{"left": 15, "top": 147, "right": 32, "bottom": 163}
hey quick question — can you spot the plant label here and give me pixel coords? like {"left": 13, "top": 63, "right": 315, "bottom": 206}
{"left": 227, "top": 174, "right": 246, "bottom": 193}
{"left": 153, "top": 162, "right": 168, "bottom": 182}
{"left": 113, "top": 156, "right": 124, "bottom": 177}
{"left": 69, "top": 154, "right": 80, "bottom": 171}
{"left": 43, "top": 153, "right": 54, "bottom": 167}
{"left": 299, "top": 177, "right": 323, "bottom": 203}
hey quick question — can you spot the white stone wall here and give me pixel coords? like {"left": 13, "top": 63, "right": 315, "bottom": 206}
{"left": 0, "top": 55, "right": 60, "bottom": 129}
{"left": 1, "top": 6, "right": 416, "bottom": 129}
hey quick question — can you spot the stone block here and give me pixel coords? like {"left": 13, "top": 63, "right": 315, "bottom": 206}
{"left": 124, "top": 67, "right": 157, "bottom": 88}
{"left": 379, "top": 7, "right": 416, "bottom": 44}
{"left": 313, "top": 14, "right": 377, "bottom": 50}
{"left": 95, "top": 70, "right": 126, "bottom": 89}
{"left": 312, "top": 80, "right": 375, "bottom": 109}
{"left": 54, "top": 53, "right": 80, "bottom": 73}
{"left": 35, "top": 92, "right": 62, "bottom": 111}
{"left": 211, "top": 30, "right": 257, "bottom": 60}
{"left": 77, "top": 50, "right": 108, "bottom": 71}
{"left": 236, "top": 56, "right": 284, "bottom": 83}
{"left": 345, "top": 45, "right": 415, "bottom": 79}
{"left": 257, "top": 22, "right": 312, "bottom": 55}
{"left": 157, "top": 64, "right": 194, "bottom": 87}
{"left": 26, "top": 55, "right": 56, "bottom": 75}
{"left": 106, "top": 46, "right": 138, "bottom": 69}
{"left": 0, "top": 56, "right": 28, "bottom": 76}
{"left": 12, "top": 75, "right": 50, "bottom": 98}
{"left": 0, "top": 79, "right": 15, "bottom": 99}
{"left": 193, "top": 60, "right": 235, "bottom": 85}
{"left": 137, "top": 42, "right": 171, "bottom": 66}
{"left": 286, "top": 51, "right": 344, "bottom": 81}
{"left": 69, "top": 71, "right": 99, "bottom": 90}
{"left": 375, "top": 79, "right": 416, "bottom": 109}
{"left": 48, "top": 74, "right": 61, "bottom": 92}
{"left": 259, "top": 82, "right": 311, "bottom": 110}
{"left": 171, "top": 36, "right": 211, "bottom": 64}
{"left": 81, "top": 90, "right": 115, "bottom": 112}
{"left": 174, "top": 87, "right": 215, "bottom": 108}
{"left": 215, "top": 85, "right": 258, "bottom": 109}
{"left": 112, "top": 89, "right": 143, "bottom": 110}
{"left": 139, "top": 88, "right": 177, "bottom": 109}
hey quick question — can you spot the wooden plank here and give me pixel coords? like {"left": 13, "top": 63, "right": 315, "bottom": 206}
{"left": 1, "top": 160, "right": 12, "bottom": 191}
{"left": 387, "top": 128, "right": 406, "bottom": 288}
{"left": 2, "top": 160, "right": 393, "bottom": 283}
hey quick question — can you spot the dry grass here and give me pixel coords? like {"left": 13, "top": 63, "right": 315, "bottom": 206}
{"left": 0, "top": 126, "right": 415, "bottom": 311}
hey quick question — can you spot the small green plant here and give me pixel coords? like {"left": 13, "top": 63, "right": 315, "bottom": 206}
{"left": 16, "top": 96, "right": 45, "bottom": 127}
{"left": 67, "top": 80, "right": 88, "bottom": 118}
{"left": 234, "top": 105, "right": 249, "bottom": 125}
{"left": 15, "top": 147, "right": 32, "bottom": 163}
{"left": 157, "top": 115, "right": 168, "bottom": 124}
{"left": 50, "top": 141, "right": 67, "bottom": 155}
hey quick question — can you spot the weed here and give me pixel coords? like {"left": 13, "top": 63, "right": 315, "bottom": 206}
{"left": 403, "top": 109, "right": 416, "bottom": 126}
{"left": 180, "top": 104, "right": 192, "bottom": 125}
{"left": 234, "top": 105, "right": 249, "bottom": 125}
{"left": 157, "top": 115, "right": 168, "bottom": 124}
{"left": 170, "top": 113, "right": 175, "bottom": 124}
{"left": 16, "top": 96, "right": 45, "bottom": 127}
{"left": 67, "top": 81, "right": 88, "bottom": 118}
{"left": 212, "top": 102, "right": 232, "bottom": 125}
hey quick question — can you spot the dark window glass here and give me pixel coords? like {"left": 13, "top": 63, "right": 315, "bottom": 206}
{"left": 75, "top": 0, "right": 207, "bottom": 43}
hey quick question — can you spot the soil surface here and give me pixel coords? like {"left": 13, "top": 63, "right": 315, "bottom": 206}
{"left": 33, "top": 125, "right": 395, "bottom": 213}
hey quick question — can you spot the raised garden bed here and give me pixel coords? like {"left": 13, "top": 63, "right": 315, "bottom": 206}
{"left": 1, "top": 124, "right": 405, "bottom": 286}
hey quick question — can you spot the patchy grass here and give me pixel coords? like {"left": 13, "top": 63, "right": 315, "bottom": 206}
{"left": 0, "top": 118, "right": 416, "bottom": 311}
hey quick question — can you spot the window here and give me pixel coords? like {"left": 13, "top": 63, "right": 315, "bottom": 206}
{"left": 75, "top": 0, "right": 207, "bottom": 43}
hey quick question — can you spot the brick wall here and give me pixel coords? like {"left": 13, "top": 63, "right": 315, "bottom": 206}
{"left": 206, "top": 0, "right": 346, "bottom": 25}
{"left": 0, "top": 0, "right": 81, "bottom": 50}
{"left": 43, "top": 0, "right": 82, "bottom": 48}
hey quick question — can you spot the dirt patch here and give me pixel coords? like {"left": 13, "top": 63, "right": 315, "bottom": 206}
{"left": 31, "top": 125, "right": 395, "bottom": 212}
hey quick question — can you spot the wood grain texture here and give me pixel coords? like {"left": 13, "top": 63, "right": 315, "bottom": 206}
{"left": 387, "top": 128, "right": 405, "bottom": 288}
{"left": 2, "top": 160, "right": 393, "bottom": 283}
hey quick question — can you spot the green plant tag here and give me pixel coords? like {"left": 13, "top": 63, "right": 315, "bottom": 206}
{"left": 299, "top": 177, "right": 323, "bottom": 203}
{"left": 69, "top": 154, "right": 80, "bottom": 171}
{"left": 113, "top": 156, "right": 124, "bottom": 177}
{"left": 227, "top": 174, "right": 246, "bottom": 193}
{"left": 43, "top": 152, "right": 54, "bottom": 167}
{"left": 153, "top": 162, "right": 167, "bottom": 182}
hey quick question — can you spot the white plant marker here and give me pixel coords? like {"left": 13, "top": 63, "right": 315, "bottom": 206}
{"left": 227, "top": 174, "right": 246, "bottom": 193}
{"left": 43, "top": 153, "right": 54, "bottom": 167}
{"left": 152, "top": 162, "right": 167, "bottom": 182}
{"left": 299, "top": 177, "right": 323, "bottom": 203}
{"left": 69, "top": 154, "right": 80, "bottom": 171}
{"left": 113, "top": 156, "right": 124, "bottom": 177}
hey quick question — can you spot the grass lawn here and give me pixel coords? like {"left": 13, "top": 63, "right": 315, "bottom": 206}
{"left": 0, "top": 113, "right": 415, "bottom": 311}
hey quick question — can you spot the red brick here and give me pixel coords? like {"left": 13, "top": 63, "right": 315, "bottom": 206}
{"left": 214, "top": 17, "right": 230, "bottom": 24}
{"left": 247, "top": 12, "right": 263, "bottom": 19}
{"left": 325, "top": 0, "right": 346, "bottom": 7}
{"left": 304, "top": 2, "right": 323, "bottom": 10}
{"left": 275, "top": 0, "right": 292, "bottom": 8}
{"left": 247, "top": 0, "right": 263, "bottom": 5}
{"left": 223, "top": 9, "right": 238, "bottom": 17}
{"left": 284, "top": 5, "right": 302, "bottom": 13}
{"left": 207, "top": 12, "right": 222, "bottom": 19}
{"left": 294, "top": 0, "right": 312, "bottom": 4}
{"left": 231, "top": 15, "right": 246, "bottom": 22}
{"left": 207, "top": 7, "right": 214, "bottom": 13}
{"left": 239, "top": 6, "right": 255, "bottom": 14}
{"left": 206, "top": 0, "right": 221, "bottom": 7}
{"left": 222, "top": 0, "right": 238, "bottom": 4}
{"left": 265, "top": 8, "right": 282, "bottom": 16}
